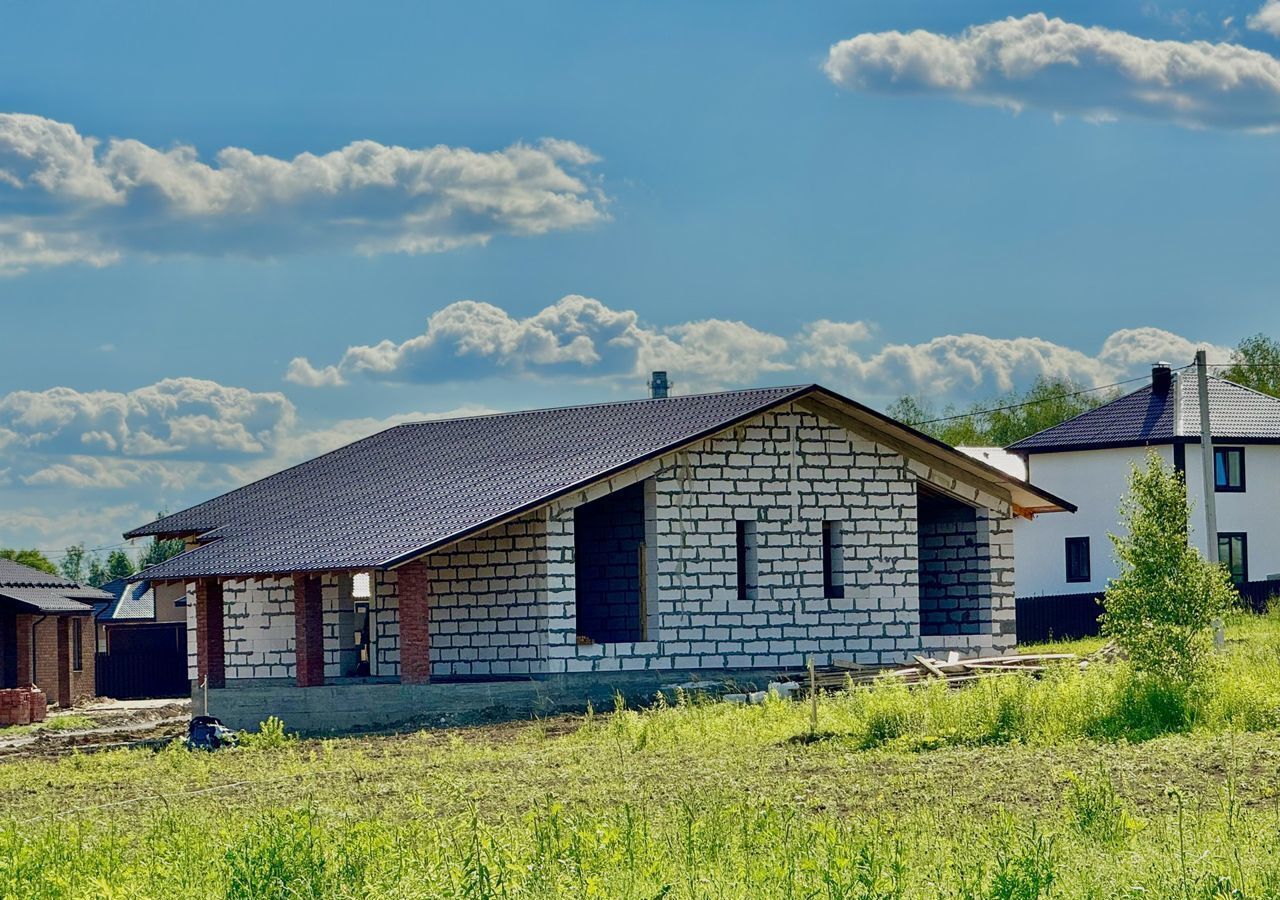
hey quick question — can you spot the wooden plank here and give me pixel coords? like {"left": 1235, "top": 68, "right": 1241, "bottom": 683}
{"left": 913, "top": 655, "right": 948, "bottom": 679}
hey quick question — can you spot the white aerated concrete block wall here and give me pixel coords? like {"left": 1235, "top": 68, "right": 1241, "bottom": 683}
{"left": 423, "top": 514, "right": 550, "bottom": 677}
{"left": 221, "top": 578, "right": 297, "bottom": 680}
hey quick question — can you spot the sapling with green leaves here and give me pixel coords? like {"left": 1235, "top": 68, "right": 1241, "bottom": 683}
{"left": 1102, "top": 451, "right": 1236, "bottom": 685}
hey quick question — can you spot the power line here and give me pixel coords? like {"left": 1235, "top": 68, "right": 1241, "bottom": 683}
{"left": 912, "top": 370, "right": 1177, "bottom": 427}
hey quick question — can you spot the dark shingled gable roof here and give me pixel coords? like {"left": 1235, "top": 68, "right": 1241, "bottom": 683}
{"left": 127, "top": 384, "right": 1072, "bottom": 581}
{"left": 0, "top": 558, "right": 110, "bottom": 614}
{"left": 1008, "top": 374, "right": 1280, "bottom": 454}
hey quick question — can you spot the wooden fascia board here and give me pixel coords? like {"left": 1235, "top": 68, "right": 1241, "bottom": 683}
{"left": 796, "top": 396, "right": 1014, "bottom": 506}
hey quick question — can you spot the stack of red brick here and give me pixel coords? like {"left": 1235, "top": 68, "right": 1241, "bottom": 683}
{"left": 0, "top": 685, "right": 48, "bottom": 727}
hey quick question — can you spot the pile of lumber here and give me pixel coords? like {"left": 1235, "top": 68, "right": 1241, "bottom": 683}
{"left": 798, "top": 651, "right": 1080, "bottom": 691}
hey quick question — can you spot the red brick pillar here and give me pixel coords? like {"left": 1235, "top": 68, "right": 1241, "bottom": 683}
{"left": 292, "top": 573, "right": 326, "bottom": 687}
{"left": 14, "top": 614, "right": 32, "bottom": 685}
{"left": 195, "top": 579, "right": 226, "bottom": 689}
{"left": 55, "top": 618, "right": 71, "bottom": 708}
{"left": 398, "top": 561, "right": 432, "bottom": 684}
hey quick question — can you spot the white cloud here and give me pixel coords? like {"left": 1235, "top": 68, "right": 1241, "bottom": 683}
{"left": 799, "top": 322, "right": 1230, "bottom": 395}
{"left": 287, "top": 295, "right": 795, "bottom": 391}
{"left": 824, "top": 13, "right": 1280, "bottom": 130}
{"left": 0, "top": 113, "right": 607, "bottom": 274}
{"left": 0, "top": 378, "right": 295, "bottom": 459}
{"left": 286, "top": 296, "right": 1229, "bottom": 402}
{"left": 1250, "top": 1, "right": 1280, "bottom": 36}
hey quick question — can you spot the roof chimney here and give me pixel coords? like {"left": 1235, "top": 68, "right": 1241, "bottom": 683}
{"left": 648, "top": 371, "right": 669, "bottom": 399}
{"left": 1152, "top": 361, "right": 1172, "bottom": 395}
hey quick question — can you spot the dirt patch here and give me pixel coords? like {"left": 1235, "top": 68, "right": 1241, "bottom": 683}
{"left": 0, "top": 698, "right": 190, "bottom": 759}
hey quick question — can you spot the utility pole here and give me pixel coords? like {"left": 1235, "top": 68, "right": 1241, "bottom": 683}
{"left": 1196, "top": 349, "right": 1219, "bottom": 564}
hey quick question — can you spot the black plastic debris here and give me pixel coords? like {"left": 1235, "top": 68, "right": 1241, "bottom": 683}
{"left": 186, "top": 715, "right": 237, "bottom": 751}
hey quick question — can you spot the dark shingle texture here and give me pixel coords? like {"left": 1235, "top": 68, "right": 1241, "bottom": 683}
{"left": 0, "top": 558, "right": 108, "bottom": 614}
{"left": 1008, "top": 375, "right": 1280, "bottom": 453}
{"left": 128, "top": 386, "right": 815, "bottom": 580}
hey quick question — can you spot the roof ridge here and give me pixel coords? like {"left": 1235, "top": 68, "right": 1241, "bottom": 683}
{"left": 394, "top": 384, "right": 817, "bottom": 428}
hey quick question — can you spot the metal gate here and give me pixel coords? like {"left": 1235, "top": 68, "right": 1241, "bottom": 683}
{"left": 95, "top": 623, "right": 188, "bottom": 699}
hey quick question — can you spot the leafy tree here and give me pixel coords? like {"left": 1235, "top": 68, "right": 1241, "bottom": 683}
{"left": 105, "top": 549, "right": 135, "bottom": 582}
{"left": 1222, "top": 333, "right": 1280, "bottom": 398}
{"left": 137, "top": 514, "right": 186, "bottom": 569}
{"left": 1102, "top": 452, "right": 1235, "bottom": 685}
{"left": 86, "top": 556, "right": 108, "bottom": 588}
{"left": 59, "top": 544, "right": 86, "bottom": 583}
{"left": 0, "top": 548, "right": 59, "bottom": 575}
{"left": 890, "top": 376, "right": 1118, "bottom": 447}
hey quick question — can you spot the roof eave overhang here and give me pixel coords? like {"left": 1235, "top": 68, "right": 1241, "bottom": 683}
{"left": 796, "top": 387, "right": 1075, "bottom": 515}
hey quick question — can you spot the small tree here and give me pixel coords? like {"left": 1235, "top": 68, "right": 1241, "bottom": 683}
{"left": 59, "top": 544, "right": 86, "bottom": 583}
{"left": 1102, "top": 452, "right": 1235, "bottom": 684}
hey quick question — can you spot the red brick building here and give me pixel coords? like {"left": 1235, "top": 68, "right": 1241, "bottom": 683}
{"left": 0, "top": 559, "right": 108, "bottom": 713}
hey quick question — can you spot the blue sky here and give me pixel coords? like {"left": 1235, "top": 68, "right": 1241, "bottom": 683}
{"left": 3, "top": 0, "right": 1280, "bottom": 558}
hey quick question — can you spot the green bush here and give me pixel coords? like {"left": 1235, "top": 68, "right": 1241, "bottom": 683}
{"left": 239, "top": 716, "right": 294, "bottom": 751}
{"left": 1102, "top": 451, "right": 1236, "bottom": 685}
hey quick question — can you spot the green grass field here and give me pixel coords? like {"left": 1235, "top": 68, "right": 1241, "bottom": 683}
{"left": 5, "top": 614, "right": 1280, "bottom": 898}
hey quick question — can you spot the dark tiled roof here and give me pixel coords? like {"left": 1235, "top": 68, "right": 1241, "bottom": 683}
{"left": 1008, "top": 375, "right": 1280, "bottom": 453}
{"left": 128, "top": 386, "right": 816, "bottom": 579}
{"left": 0, "top": 558, "right": 108, "bottom": 614}
{"left": 127, "top": 384, "right": 1073, "bottom": 581}
{"left": 98, "top": 578, "right": 156, "bottom": 621}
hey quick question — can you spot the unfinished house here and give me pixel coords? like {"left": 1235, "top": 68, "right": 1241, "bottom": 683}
{"left": 124, "top": 384, "right": 1073, "bottom": 732}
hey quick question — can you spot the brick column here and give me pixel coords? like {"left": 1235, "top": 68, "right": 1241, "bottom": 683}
{"left": 55, "top": 618, "right": 71, "bottom": 707}
{"left": 14, "top": 614, "right": 32, "bottom": 685}
{"left": 398, "top": 560, "right": 432, "bottom": 684}
{"left": 195, "top": 578, "right": 226, "bottom": 689}
{"left": 292, "top": 573, "right": 325, "bottom": 687}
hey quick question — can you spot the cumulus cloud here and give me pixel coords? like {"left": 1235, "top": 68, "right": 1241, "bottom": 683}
{"left": 824, "top": 13, "right": 1280, "bottom": 130}
{"left": 0, "top": 371, "right": 498, "bottom": 551}
{"left": 0, "top": 113, "right": 607, "bottom": 274}
{"left": 286, "top": 296, "right": 1229, "bottom": 402}
{"left": 0, "top": 378, "right": 295, "bottom": 459}
{"left": 799, "top": 323, "right": 1229, "bottom": 395}
{"left": 1250, "top": 1, "right": 1280, "bottom": 36}
{"left": 287, "top": 295, "right": 794, "bottom": 391}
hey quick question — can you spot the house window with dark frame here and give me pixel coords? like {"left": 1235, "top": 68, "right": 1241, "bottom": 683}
{"left": 1065, "top": 537, "right": 1091, "bottom": 584}
{"left": 1214, "top": 447, "right": 1245, "bottom": 492}
{"left": 1218, "top": 532, "right": 1248, "bottom": 585}
{"left": 822, "top": 520, "right": 845, "bottom": 599}
{"left": 736, "top": 519, "right": 757, "bottom": 601}
{"left": 71, "top": 617, "right": 83, "bottom": 672}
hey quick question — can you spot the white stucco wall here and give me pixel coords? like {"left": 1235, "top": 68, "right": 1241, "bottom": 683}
{"left": 1184, "top": 443, "right": 1280, "bottom": 581}
{"left": 1016, "top": 442, "right": 1280, "bottom": 597}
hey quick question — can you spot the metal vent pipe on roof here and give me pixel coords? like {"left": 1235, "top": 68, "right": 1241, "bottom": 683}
{"left": 649, "top": 371, "right": 669, "bottom": 399}
{"left": 1152, "top": 361, "right": 1172, "bottom": 395}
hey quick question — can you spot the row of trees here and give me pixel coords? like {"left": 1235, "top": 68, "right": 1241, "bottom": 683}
{"left": 0, "top": 527, "right": 185, "bottom": 588}
{"left": 888, "top": 333, "right": 1280, "bottom": 447}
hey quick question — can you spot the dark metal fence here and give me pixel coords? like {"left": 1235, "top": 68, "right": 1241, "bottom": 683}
{"left": 1016, "top": 578, "right": 1280, "bottom": 645}
{"left": 1015, "top": 593, "right": 1104, "bottom": 644}
{"left": 95, "top": 623, "right": 188, "bottom": 699}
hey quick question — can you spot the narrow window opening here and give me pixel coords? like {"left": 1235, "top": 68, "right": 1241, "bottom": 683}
{"left": 823, "top": 520, "right": 845, "bottom": 599}
{"left": 71, "top": 617, "right": 83, "bottom": 672}
{"left": 1065, "top": 537, "right": 1091, "bottom": 584}
{"left": 736, "top": 519, "right": 758, "bottom": 601}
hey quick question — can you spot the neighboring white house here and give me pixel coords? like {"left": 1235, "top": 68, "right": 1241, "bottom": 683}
{"left": 966, "top": 364, "right": 1280, "bottom": 605}
{"left": 124, "top": 383, "right": 1072, "bottom": 732}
